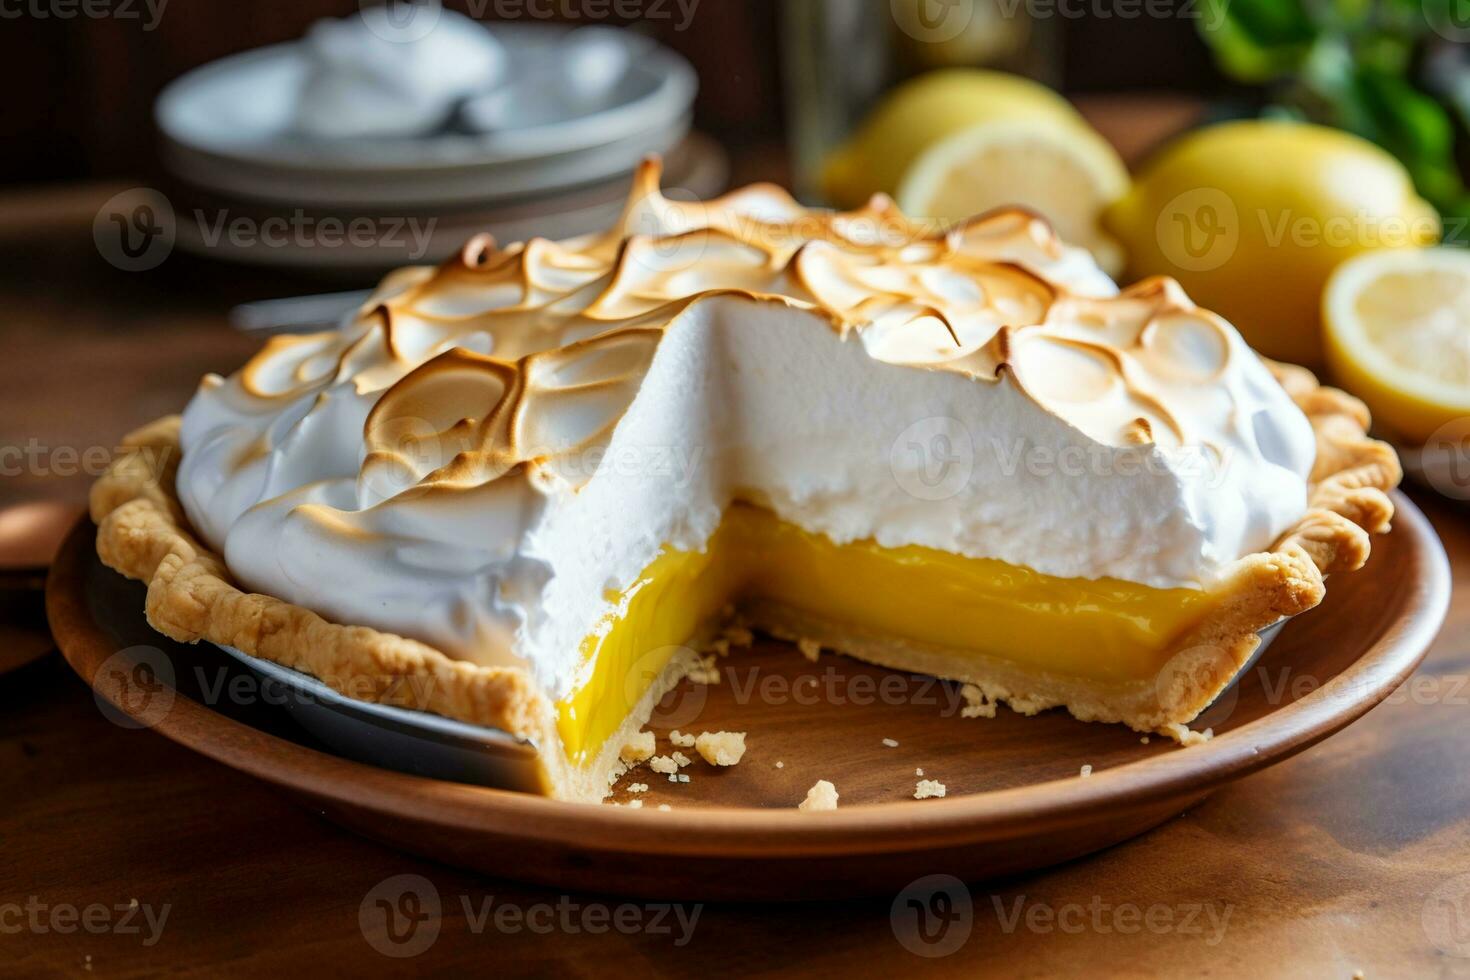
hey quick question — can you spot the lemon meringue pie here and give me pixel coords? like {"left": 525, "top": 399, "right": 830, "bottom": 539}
{"left": 92, "top": 159, "right": 1400, "bottom": 802}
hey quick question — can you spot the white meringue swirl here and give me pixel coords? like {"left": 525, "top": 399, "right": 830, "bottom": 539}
{"left": 176, "top": 159, "right": 1315, "bottom": 693}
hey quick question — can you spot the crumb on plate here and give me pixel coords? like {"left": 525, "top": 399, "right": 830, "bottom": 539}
{"left": 960, "top": 683, "right": 997, "bottom": 719}
{"left": 799, "top": 779, "right": 839, "bottom": 811}
{"left": 688, "top": 654, "right": 722, "bottom": 685}
{"left": 695, "top": 730, "right": 747, "bottom": 766}
{"left": 914, "top": 779, "right": 947, "bottom": 800}
{"left": 620, "top": 731, "right": 655, "bottom": 763}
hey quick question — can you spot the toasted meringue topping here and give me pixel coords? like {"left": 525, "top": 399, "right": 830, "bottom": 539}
{"left": 177, "top": 159, "right": 1315, "bottom": 686}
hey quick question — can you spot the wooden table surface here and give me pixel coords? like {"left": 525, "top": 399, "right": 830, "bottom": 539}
{"left": 5, "top": 108, "right": 1470, "bottom": 978}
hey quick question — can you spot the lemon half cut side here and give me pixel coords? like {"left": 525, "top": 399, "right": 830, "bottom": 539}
{"left": 1324, "top": 246, "right": 1470, "bottom": 444}
{"left": 820, "top": 69, "right": 1128, "bottom": 275}
{"left": 896, "top": 118, "right": 1129, "bottom": 275}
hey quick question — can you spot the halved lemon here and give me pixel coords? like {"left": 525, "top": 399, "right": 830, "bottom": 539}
{"left": 820, "top": 69, "right": 1087, "bottom": 209}
{"left": 896, "top": 118, "right": 1129, "bottom": 274}
{"left": 1324, "top": 247, "right": 1470, "bottom": 443}
{"left": 820, "top": 70, "right": 1128, "bottom": 275}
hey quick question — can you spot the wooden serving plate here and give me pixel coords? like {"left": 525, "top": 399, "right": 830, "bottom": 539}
{"left": 48, "top": 493, "right": 1449, "bottom": 900}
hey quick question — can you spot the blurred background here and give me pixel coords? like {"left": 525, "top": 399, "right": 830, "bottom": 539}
{"left": 7, "top": 2, "right": 1227, "bottom": 187}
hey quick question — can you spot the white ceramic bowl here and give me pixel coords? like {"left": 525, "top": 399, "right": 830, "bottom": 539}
{"left": 156, "top": 23, "right": 698, "bottom": 206}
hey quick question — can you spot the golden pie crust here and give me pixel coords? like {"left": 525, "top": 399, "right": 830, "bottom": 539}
{"left": 90, "top": 361, "right": 1400, "bottom": 800}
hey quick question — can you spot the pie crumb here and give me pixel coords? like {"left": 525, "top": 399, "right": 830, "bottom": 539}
{"left": 799, "top": 779, "right": 839, "bottom": 811}
{"left": 627, "top": 782, "right": 648, "bottom": 794}
{"left": 774, "top": 760, "right": 784, "bottom": 769}
{"left": 915, "top": 767, "right": 924, "bottom": 776}
{"left": 914, "top": 779, "right": 947, "bottom": 800}
{"left": 1080, "top": 764, "right": 1093, "bottom": 778}
{"left": 959, "top": 683, "right": 997, "bottom": 719}
{"left": 796, "top": 637, "right": 822, "bottom": 662}
{"left": 649, "top": 755, "right": 678, "bottom": 775}
{"left": 626, "top": 799, "right": 643, "bottom": 809}
{"left": 671, "top": 751, "right": 692, "bottom": 768}
{"left": 657, "top": 804, "right": 672, "bottom": 812}
{"left": 695, "top": 731, "right": 747, "bottom": 766}
{"left": 724, "top": 625, "right": 754, "bottom": 648}
{"left": 669, "top": 730, "right": 696, "bottom": 748}
{"left": 688, "top": 654, "right": 722, "bottom": 685}
{"left": 1162, "top": 722, "right": 1214, "bottom": 746}
{"left": 620, "top": 731, "right": 655, "bottom": 763}
{"left": 881, "top": 737, "right": 899, "bottom": 748}
{"left": 1140, "top": 736, "right": 1151, "bottom": 745}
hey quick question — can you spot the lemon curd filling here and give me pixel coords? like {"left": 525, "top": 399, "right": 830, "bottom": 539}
{"left": 555, "top": 504, "right": 1215, "bottom": 766}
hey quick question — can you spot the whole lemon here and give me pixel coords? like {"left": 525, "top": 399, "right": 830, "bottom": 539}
{"left": 1105, "top": 120, "right": 1439, "bottom": 368}
{"left": 821, "top": 69, "right": 1093, "bottom": 209}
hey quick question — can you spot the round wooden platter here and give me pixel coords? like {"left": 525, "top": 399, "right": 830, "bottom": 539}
{"left": 48, "top": 493, "right": 1450, "bottom": 901}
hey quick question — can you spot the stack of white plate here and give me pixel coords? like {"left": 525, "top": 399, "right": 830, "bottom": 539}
{"left": 155, "top": 20, "right": 724, "bottom": 271}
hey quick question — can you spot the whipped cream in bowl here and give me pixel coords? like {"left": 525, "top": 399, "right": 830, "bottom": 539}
{"left": 176, "top": 159, "right": 1317, "bottom": 704}
{"left": 292, "top": 6, "right": 507, "bottom": 140}
{"left": 155, "top": 19, "right": 697, "bottom": 173}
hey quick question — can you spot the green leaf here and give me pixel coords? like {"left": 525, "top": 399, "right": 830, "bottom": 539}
{"left": 1199, "top": 0, "right": 1317, "bottom": 82}
{"left": 1352, "top": 69, "right": 1465, "bottom": 205}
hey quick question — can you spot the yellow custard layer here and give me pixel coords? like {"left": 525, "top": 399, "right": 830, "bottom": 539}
{"left": 556, "top": 504, "right": 1214, "bottom": 766}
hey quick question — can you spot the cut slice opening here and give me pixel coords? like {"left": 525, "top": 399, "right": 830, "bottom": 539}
{"left": 556, "top": 503, "right": 1216, "bottom": 771}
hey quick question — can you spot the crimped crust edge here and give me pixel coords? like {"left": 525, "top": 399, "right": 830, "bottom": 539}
{"left": 89, "top": 362, "right": 1399, "bottom": 784}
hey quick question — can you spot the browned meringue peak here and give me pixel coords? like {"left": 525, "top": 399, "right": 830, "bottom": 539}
{"left": 237, "top": 157, "right": 1096, "bottom": 399}
{"left": 361, "top": 330, "right": 664, "bottom": 499}
{"left": 233, "top": 156, "right": 1274, "bottom": 501}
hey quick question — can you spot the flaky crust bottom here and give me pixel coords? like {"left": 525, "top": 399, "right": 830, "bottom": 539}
{"left": 91, "top": 364, "right": 1399, "bottom": 798}
{"left": 90, "top": 417, "right": 552, "bottom": 746}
